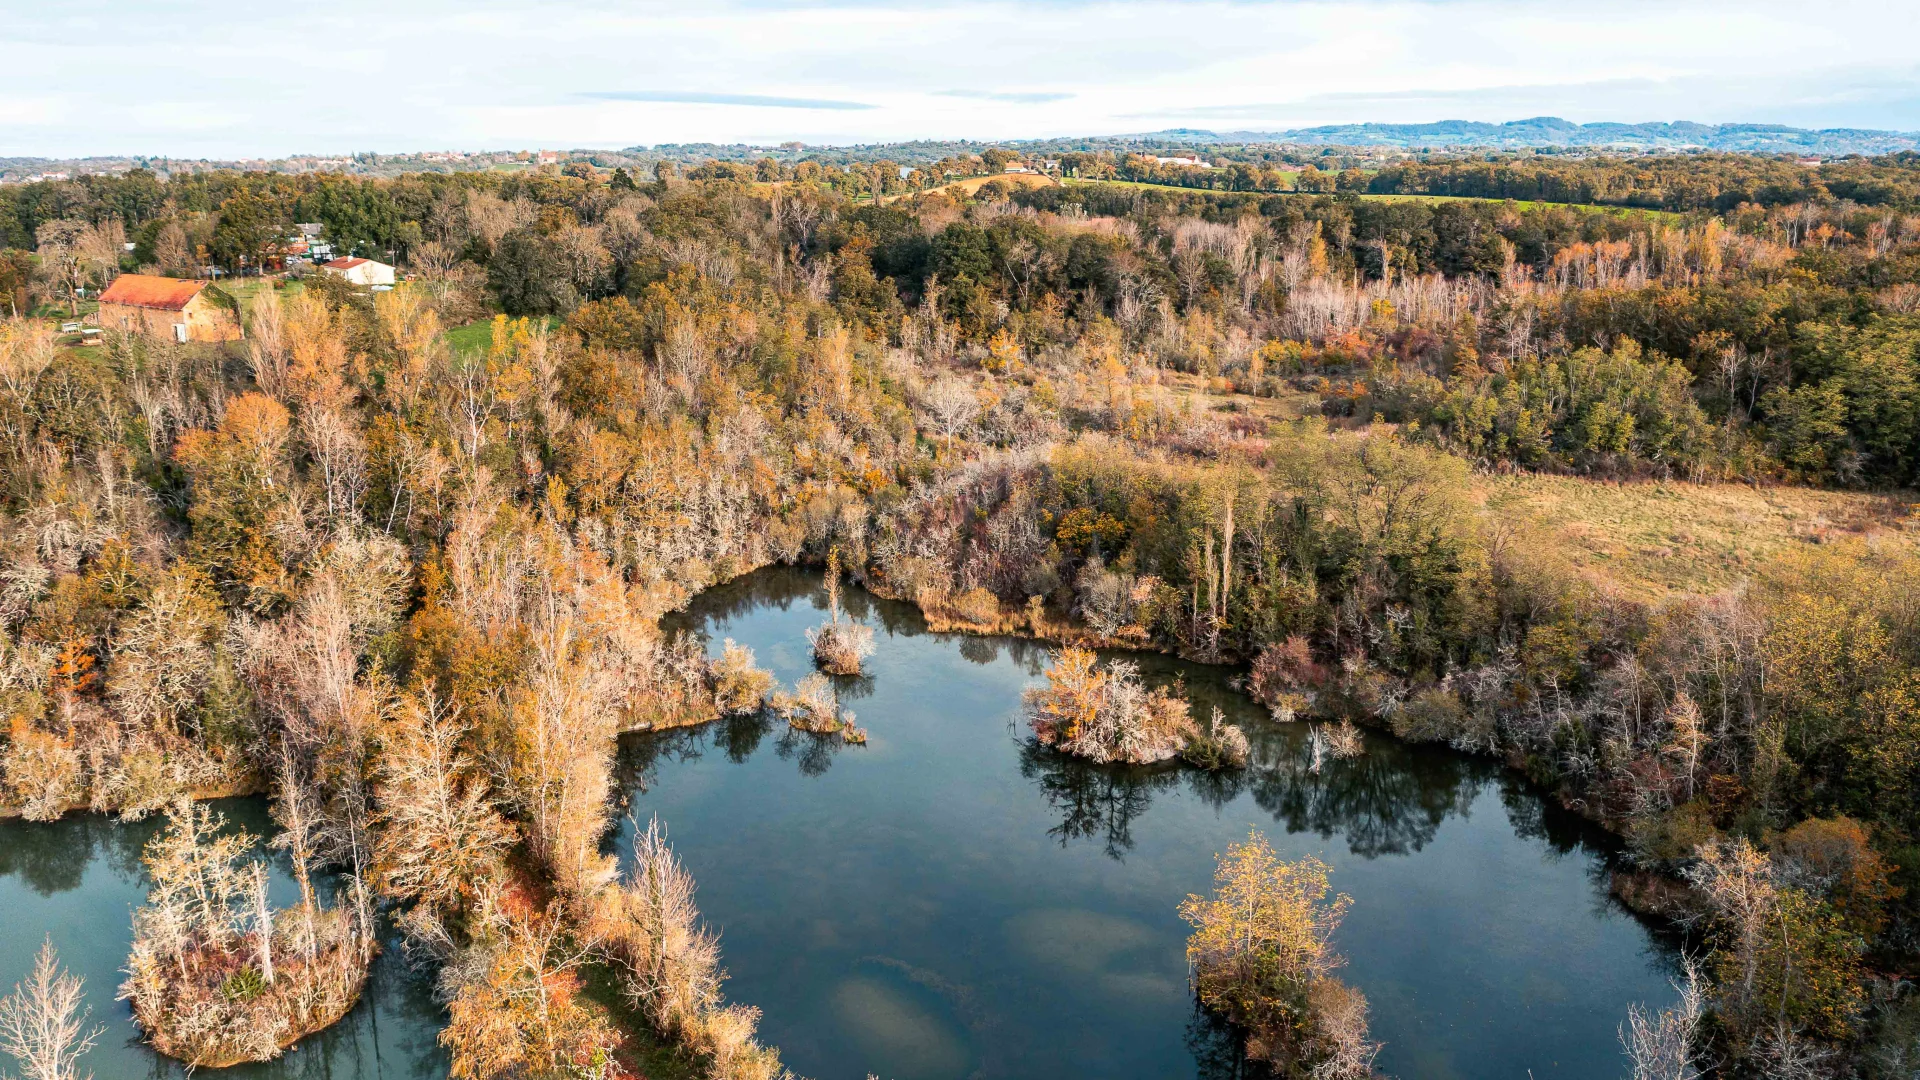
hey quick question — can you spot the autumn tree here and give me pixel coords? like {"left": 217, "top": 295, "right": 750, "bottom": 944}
{"left": 439, "top": 890, "right": 616, "bottom": 1080}
{"left": 1179, "top": 830, "right": 1376, "bottom": 1075}
{"left": 1685, "top": 839, "right": 1865, "bottom": 1048}
{"left": 173, "top": 393, "right": 299, "bottom": 610}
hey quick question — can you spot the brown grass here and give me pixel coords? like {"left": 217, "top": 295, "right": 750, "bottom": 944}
{"left": 1478, "top": 473, "right": 1918, "bottom": 601}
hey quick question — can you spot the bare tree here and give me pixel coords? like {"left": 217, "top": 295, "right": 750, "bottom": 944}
{"left": 1685, "top": 840, "right": 1777, "bottom": 1006}
{"left": 371, "top": 692, "right": 513, "bottom": 918}
{"left": 0, "top": 939, "right": 101, "bottom": 1080}
{"left": 1621, "top": 956, "right": 1706, "bottom": 1080}
{"left": 300, "top": 406, "right": 368, "bottom": 524}
{"left": 606, "top": 817, "right": 721, "bottom": 1039}
{"left": 32, "top": 222, "right": 91, "bottom": 317}
{"left": 406, "top": 239, "right": 459, "bottom": 280}
{"left": 150, "top": 221, "right": 194, "bottom": 278}
{"left": 75, "top": 220, "right": 125, "bottom": 292}
{"left": 920, "top": 377, "right": 979, "bottom": 452}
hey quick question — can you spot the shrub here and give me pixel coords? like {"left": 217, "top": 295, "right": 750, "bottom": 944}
{"left": 1387, "top": 687, "right": 1470, "bottom": 744}
{"left": 771, "top": 674, "right": 849, "bottom": 735}
{"left": 806, "top": 620, "right": 875, "bottom": 676}
{"left": 710, "top": 639, "right": 774, "bottom": 715}
{"left": 1025, "top": 647, "right": 1196, "bottom": 764}
{"left": 806, "top": 551, "right": 875, "bottom": 675}
{"left": 1325, "top": 719, "right": 1365, "bottom": 759}
{"left": 1625, "top": 799, "right": 1719, "bottom": 868}
{"left": 948, "top": 586, "right": 1001, "bottom": 626}
{"left": 2, "top": 721, "right": 79, "bottom": 820}
{"left": 1249, "top": 636, "right": 1325, "bottom": 710}
{"left": 1182, "top": 706, "right": 1251, "bottom": 770}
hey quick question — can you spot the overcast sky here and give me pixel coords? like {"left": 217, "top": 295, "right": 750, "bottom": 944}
{"left": 5, "top": 0, "right": 1920, "bottom": 158}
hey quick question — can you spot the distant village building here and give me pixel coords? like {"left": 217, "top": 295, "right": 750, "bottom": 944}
{"left": 1795, "top": 156, "right": 1823, "bottom": 167}
{"left": 96, "top": 275, "right": 242, "bottom": 343}
{"left": 321, "top": 257, "right": 395, "bottom": 286}
{"left": 1152, "top": 156, "right": 1210, "bottom": 168}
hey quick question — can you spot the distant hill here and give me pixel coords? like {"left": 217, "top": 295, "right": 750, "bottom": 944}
{"left": 1188, "top": 117, "right": 1920, "bottom": 155}
{"left": 7, "top": 117, "right": 1920, "bottom": 185}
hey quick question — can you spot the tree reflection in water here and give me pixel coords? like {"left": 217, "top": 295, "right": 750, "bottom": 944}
{"left": 1018, "top": 711, "right": 1488, "bottom": 863}
{"left": 0, "top": 809, "right": 154, "bottom": 896}
{"left": 1017, "top": 740, "right": 1182, "bottom": 859}
{"left": 776, "top": 728, "right": 847, "bottom": 777}
{"left": 1245, "top": 728, "right": 1483, "bottom": 859}
{"left": 663, "top": 565, "right": 913, "bottom": 641}
{"left": 618, "top": 567, "right": 1670, "bottom": 1080}
{"left": 617, "top": 707, "right": 866, "bottom": 789}
{"left": 1185, "top": 1000, "right": 1271, "bottom": 1080}
{"left": 654, "top": 567, "right": 1629, "bottom": 873}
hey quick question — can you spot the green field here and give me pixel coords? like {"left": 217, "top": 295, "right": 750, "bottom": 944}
{"left": 213, "top": 277, "right": 306, "bottom": 316}
{"left": 444, "top": 315, "right": 562, "bottom": 356}
{"left": 444, "top": 318, "right": 496, "bottom": 356}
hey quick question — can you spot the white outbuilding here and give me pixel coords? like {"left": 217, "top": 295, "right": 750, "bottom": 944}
{"left": 320, "top": 256, "right": 396, "bottom": 286}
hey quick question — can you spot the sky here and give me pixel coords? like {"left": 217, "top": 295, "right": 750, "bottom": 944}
{"left": 4, "top": 0, "right": 1920, "bottom": 158}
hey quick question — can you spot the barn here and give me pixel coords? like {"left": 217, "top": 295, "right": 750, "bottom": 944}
{"left": 95, "top": 275, "right": 242, "bottom": 343}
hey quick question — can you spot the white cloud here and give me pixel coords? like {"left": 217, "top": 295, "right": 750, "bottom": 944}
{"left": 2, "top": 0, "right": 1917, "bottom": 157}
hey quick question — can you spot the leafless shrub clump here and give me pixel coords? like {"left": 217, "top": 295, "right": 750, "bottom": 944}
{"left": 807, "top": 549, "right": 876, "bottom": 676}
{"left": 1325, "top": 719, "right": 1365, "bottom": 759}
{"left": 1025, "top": 647, "right": 1196, "bottom": 764}
{"left": 771, "top": 673, "right": 863, "bottom": 743}
{"left": 806, "top": 620, "right": 874, "bottom": 676}
{"left": 1182, "top": 706, "right": 1251, "bottom": 770}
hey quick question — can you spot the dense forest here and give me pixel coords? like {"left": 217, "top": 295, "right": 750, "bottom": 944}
{"left": 4, "top": 151, "right": 1920, "bottom": 1077}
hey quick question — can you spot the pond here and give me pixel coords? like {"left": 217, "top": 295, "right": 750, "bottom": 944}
{"left": 0, "top": 565, "right": 1678, "bottom": 1080}
{"left": 0, "top": 800, "right": 448, "bottom": 1080}
{"left": 622, "top": 567, "right": 1679, "bottom": 1080}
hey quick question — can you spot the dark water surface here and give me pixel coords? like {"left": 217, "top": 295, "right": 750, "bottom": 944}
{"left": 0, "top": 800, "right": 448, "bottom": 1080}
{"left": 622, "top": 567, "right": 1678, "bottom": 1080}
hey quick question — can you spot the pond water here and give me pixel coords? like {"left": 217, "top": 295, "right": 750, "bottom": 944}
{"left": 0, "top": 565, "right": 1677, "bottom": 1080}
{"left": 622, "top": 567, "right": 1679, "bottom": 1080}
{"left": 0, "top": 800, "right": 448, "bottom": 1080}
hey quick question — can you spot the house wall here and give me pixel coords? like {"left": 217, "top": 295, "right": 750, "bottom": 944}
{"left": 181, "top": 294, "right": 243, "bottom": 341}
{"left": 98, "top": 294, "right": 242, "bottom": 343}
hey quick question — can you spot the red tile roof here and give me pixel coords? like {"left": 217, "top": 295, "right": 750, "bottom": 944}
{"left": 323, "top": 257, "right": 371, "bottom": 269}
{"left": 98, "top": 274, "right": 207, "bottom": 311}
